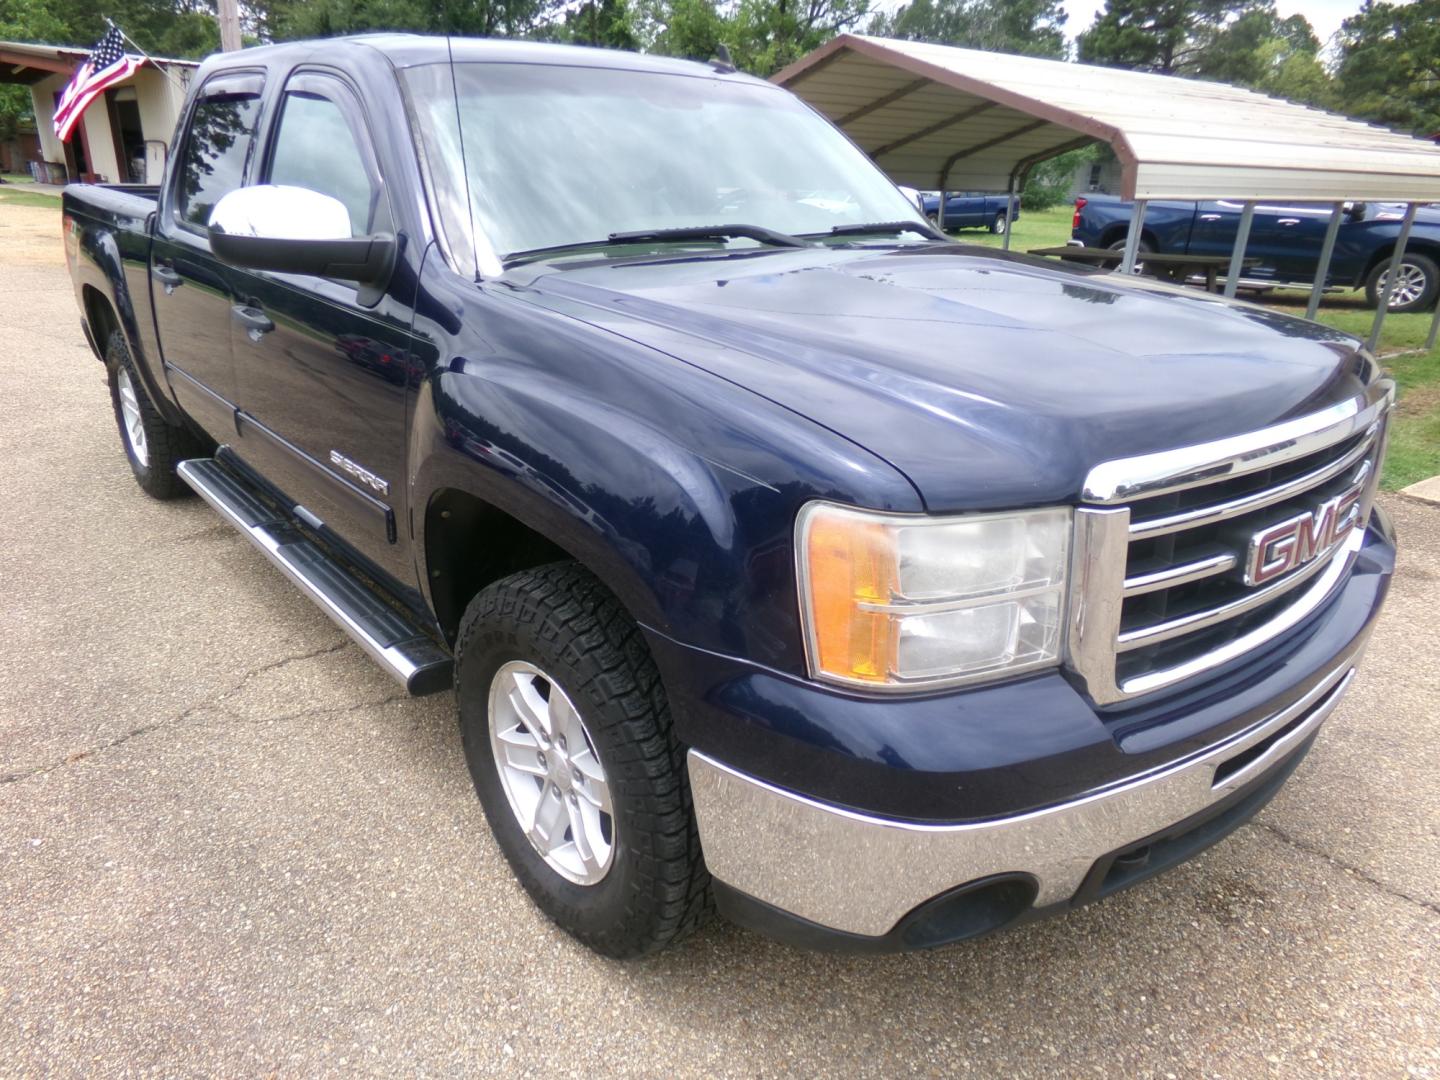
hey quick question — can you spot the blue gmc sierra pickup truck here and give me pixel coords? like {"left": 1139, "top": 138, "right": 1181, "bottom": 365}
{"left": 64, "top": 36, "right": 1395, "bottom": 957}
{"left": 1073, "top": 193, "right": 1440, "bottom": 313}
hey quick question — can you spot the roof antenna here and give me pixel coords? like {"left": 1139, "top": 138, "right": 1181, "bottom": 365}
{"left": 711, "top": 44, "right": 735, "bottom": 73}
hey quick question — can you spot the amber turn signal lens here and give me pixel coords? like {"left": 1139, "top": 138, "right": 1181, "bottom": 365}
{"left": 797, "top": 502, "right": 1070, "bottom": 691}
{"left": 805, "top": 511, "right": 898, "bottom": 683}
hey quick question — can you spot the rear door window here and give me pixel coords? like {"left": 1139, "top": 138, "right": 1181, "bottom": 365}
{"left": 174, "top": 76, "right": 263, "bottom": 230}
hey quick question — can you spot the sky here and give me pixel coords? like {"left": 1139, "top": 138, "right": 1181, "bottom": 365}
{"left": 1063, "top": 0, "right": 1363, "bottom": 47}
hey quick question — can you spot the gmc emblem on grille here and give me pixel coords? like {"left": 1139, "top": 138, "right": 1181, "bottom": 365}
{"left": 1245, "top": 481, "right": 1365, "bottom": 586}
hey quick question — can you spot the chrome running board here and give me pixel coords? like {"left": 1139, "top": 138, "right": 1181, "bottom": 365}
{"left": 177, "top": 457, "right": 452, "bottom": 695}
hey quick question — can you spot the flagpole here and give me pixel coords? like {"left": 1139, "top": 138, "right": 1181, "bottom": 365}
{"left": 102, "top": 18, "right": 189, "bottom": 93}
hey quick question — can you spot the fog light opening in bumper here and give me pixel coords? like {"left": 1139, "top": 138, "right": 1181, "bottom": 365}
{"left": 713, "top": 873, "right": 1039, "bottom": 954}
{"left": 896, "top": 874, "right": 1040, "bottom": 950}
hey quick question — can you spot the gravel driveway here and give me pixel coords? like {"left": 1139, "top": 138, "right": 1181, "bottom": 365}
{"left": 1, "top": 202, "right": 1436, "bottom": 1077}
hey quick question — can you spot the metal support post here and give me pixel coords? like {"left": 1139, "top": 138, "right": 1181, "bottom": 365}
{"left": 1002, "top": 178, "right": 1018, "bottom": 252}
{"left": 1222, "top": 201, "right": 1256, "bottom": 300}
{"left": 1119, "top": 200, "right": 1147, "bottom": 274}
{"left": 1367, "top": 202, "right": 1418, "bottom": 354}
{"left": 937, "top": 190, "right": 946, "bottom": 233}
{"left": 1305, "top": 201, "right": 1345, "bottom": 321}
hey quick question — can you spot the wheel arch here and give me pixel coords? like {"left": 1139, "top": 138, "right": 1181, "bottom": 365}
{"left": 1360, "top": 238, "right": 1440, "bottom": 284}
{"left": 1099, "top": 224, "right": 1157, "bottom": 251}
{"left": 423, "top": 486, "right": 576, "bottom": 644}
{"left": 71, "top": 223, "right": 185, "bottom": 426}
{"left": 80, "top": 283, "right": 120, "bottom": 359}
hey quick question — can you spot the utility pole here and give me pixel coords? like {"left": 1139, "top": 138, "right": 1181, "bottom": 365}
{"left": 217, "top": 0, "right": 242, "bottom": 51}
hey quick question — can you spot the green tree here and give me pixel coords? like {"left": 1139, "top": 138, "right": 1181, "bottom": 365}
{"left": 869, "top": 0, "right": 1068, "bottom": 60}
{"left": 265, "top": 0, "right": 563, "bottom": 40}
{"left": 1077, "top": 0, "right": 1334, "bottom": 107}
{"left": 726, "top": 0, "right": 872, "bottom": 75}
{"left": 542, "top": 0, "right": 639, "bottom": 48}
{"left": 640, "top": 0, "right": 727, "bottom": 60}
{"left": 1192, "top": 6, "right": 1331, "bottom": 105}
{"left": 1335, "top": 0, "right": 1440, "bottom": 135}
{"left": 1076, "top": 0, "right": 1251, "bottom": 74}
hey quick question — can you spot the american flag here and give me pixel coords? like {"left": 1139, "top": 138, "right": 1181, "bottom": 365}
{"left": 53, "top": 28, "right": 140, "bottom": 143}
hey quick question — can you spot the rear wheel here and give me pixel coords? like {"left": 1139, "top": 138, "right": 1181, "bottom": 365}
{"left": 104, "top": 330, "right": 204, "bottom": 499}
{"left": 1365, "top": 252, "right": 1438, "bottom": 314}
{"left": 1107, "top": 236, "right": 1153, "bottom": 274}
{"left": 990, "top": 211, "right": 1008, "bottom": 235}
{"left": 454, "top": 562, "right": 712, "bottom": 958}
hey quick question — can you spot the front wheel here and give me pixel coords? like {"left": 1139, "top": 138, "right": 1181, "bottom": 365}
{"left": 454, "top": 562, "right": 712, "bottom": 958}
{"left": 1365, "top": 253, "right": 1439, "bottom": 314}
{"left": 990, "top": 211, "right": 1008, "bottom": 235}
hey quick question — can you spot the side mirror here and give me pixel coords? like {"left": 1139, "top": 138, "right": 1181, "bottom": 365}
{"left": 207, "top": 185, "right": 396, "bottom": 294}
{"left": 1344, "top": 201, "right": 1367, "bottom": 221}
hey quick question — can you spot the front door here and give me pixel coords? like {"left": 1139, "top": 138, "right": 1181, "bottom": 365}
{"left": 1184, "top": 200, "right": 1242, "bottom": 260}
{"left": 228, "top": 71, "right": 416, "bottom": 583}
{"left": 150, "top": 73, "right": 265, "bottom": 442}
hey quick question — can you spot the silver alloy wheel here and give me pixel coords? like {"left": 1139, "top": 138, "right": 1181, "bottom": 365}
{"left": 995, "top": 214, "right": 1007, "bottom": 235}
{"left": 1377, "top": 261, "right": 1428, "bottom": 308}
{"left": 116, "top": 367, "right": 149, "bottom": 467}
{"left": 488, "top": 660, "right": 615, "bottom": 885}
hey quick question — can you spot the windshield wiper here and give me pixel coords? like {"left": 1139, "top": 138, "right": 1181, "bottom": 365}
{"left": 607, "top": 224, "right": 807, "bottom": 248}
{"left": 824, "top": 220, "right": 945, "bottom": 240}
{"left": 504, "top": 224, "right": 808, "bottom": 268}
{"left": 504, "top": 238, "right": 625, "bottom": 268}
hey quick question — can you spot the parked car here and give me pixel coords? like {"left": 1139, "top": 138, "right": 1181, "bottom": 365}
{"left": 1072, "top": 194, "right": 1440, "bottom": 312}
{"left": 64, "top": 35, "right": 1395, "bottom": 958}
{"left": 919, "top": 190, "right": 1020, "bottom": 234}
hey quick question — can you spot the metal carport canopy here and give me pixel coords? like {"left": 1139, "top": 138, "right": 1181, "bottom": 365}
{"left": 773, "top": 34, "right": 1440, "bottom": 202}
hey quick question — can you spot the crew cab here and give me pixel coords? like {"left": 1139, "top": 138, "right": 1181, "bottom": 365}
{"left": 918, "top": 190, "right": 1020, "bottom": 234}
{"left": 64, "top": 36, "right": 1395, "bottom": 957}
{"left": 1072, "top": 193, "right": 1440, "bottom": 312}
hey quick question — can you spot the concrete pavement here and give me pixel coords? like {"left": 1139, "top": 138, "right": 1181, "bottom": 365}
{"left": 1, "top": 204, "right": 1436, "bottom": 1077}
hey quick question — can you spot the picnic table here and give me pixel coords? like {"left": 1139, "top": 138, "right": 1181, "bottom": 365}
{"left": 1026, "top": 245, "right": 1259, "bottom": 293}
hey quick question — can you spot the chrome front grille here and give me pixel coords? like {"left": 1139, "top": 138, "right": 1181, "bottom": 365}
{"left": 1068, "top": 382, "right": 1392, "bottom": 705}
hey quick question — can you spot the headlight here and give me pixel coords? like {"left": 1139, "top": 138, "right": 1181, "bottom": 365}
{"left": 796, "top": 502, "right": 1071, "bottom": 691}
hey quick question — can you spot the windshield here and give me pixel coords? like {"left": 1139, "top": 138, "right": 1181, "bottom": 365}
{"left": 402, "top": 61, "right": 927, "bottom": 273}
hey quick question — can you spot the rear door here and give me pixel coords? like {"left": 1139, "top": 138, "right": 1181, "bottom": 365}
{"left": 949, "top": 193, "right": 985, "bottom": 227}
{"left": 227, "top": 70, "right": 416, "bottom": 583}
{"left": 1248, "top": 203, "right": 1334, "bottom": 282}
{"left": 150, "top": 72, "right": 264, "bottom": 441}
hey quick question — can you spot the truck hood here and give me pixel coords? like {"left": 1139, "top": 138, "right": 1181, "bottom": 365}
{"left": 518, "top": 244, "right": 1370, "bottom": 511}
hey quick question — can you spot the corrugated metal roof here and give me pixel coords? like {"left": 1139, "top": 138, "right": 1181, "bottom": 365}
{"left": 773, "top": 34, "right": 1440, "bottom": 202}
{"left": 0, "top": 39, "right": 199, "bottom": 69}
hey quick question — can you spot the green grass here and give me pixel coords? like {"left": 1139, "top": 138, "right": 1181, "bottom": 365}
{"left": 945, "top": 202, "right": 1075, "bottom": 253}
{"left": 0, "top": 186, "right": 61, "bottom": 208}
{"left": 2, "top": 172, "right": 35, "bottom": 183}
{"left": 950, "top": 204, "right": 1440, "bottom": 489}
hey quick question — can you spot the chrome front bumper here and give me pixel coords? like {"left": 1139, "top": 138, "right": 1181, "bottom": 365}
{"left": 689, "top": 653, "right": 1359, "bottom": 939}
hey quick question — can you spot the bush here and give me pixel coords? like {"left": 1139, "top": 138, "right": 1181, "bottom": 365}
{"left": 1022, "top": 145, "right": 1100, "bottom": 212}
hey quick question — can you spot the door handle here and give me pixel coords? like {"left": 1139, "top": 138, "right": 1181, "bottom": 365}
{"left": 231, "top": 304, "right": 274, "bottom": 339}
{"left": 152, "top": 264, "right": 182, "bottom": 292}
{"left": 1199, "top": 214, "right": 1223, "bottom": 222}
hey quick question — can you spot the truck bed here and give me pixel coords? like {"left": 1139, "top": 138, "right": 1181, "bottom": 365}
{"left": 61, "top": 183, "right": 159, "bottom": 233}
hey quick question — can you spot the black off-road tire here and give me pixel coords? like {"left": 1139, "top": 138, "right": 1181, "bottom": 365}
{"left": 104, "top": 330, "right": 205, "bottom": 499}
{"left": 454, "top": 562, "right": 713, "bottom": 958}
{"left": 1364, "top": 252, "right": 1439, "bottom": 314}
